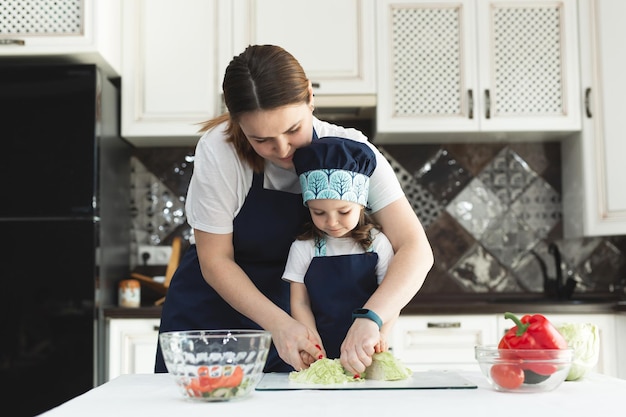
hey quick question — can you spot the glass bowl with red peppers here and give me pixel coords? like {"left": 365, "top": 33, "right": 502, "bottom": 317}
{"left": 159, "top": 330, "right": 271, "bottom": 401}
{"left": 475, "top": 312, "right": 573, "bottom": 393}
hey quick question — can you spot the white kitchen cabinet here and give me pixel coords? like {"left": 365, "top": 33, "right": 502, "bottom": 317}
{"left": 390, "top": 315, "right": 498, "bottom": 372}
{"left": 616, "top": 314, "right": 626, "bottom": 379}
{"left": 0, "top": 0, "right": 122, "bottom": 76}
{"left": 121, "top": 0, "right": 376, "bottom": 146}
{"left": 120, "top": 0, "right": 231, "bottom": 146}
{"left": 561, "top": 0, "right": 626, "bottom": 237}
{"left": 106, "top": 318, "right": 160, "bottom": 381}
{"left": 375, "top": 0, "right": 580, "bottom": 141}
{"left": 229, "top": 0, "right": 376, "bottom": 98}
{"left": 497, "top": 312, "right": 618, "bottom": 377}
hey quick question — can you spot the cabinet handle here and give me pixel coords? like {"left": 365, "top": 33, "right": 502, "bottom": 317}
{"left": 468, "top": 89, "right": 474, "bottom": 119}
{"left": 484, "top": 89, "right": 491, "bottom": 119}
{"left": 0, "top": 39, "right": 25, "bottom": 46}
{"left": 427, "top": 322, "right": 461, "bottom": 328}
{"left": 585, "top": 87, "right": 593, "bottom": 118}
{"left": 312, "top": 82, "right": 320, "bottom": 89}
{"left": 153, "top": 325, "right": 160, "bottom": 331}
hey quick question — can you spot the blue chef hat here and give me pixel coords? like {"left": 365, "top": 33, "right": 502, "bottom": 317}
{"left": 293, "top": 136, "right": 377, "bottom": 207}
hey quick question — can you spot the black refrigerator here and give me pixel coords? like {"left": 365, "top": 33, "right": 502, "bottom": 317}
{"left": 0, "top": 63, "right": 131, "bottom": 416}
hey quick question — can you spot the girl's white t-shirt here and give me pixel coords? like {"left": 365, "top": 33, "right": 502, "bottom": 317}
{"left": 282, "top": 229, "right": 394, "bottom": 285}
{"left": 185, "top": 117, "right": 404, "bottom": 241}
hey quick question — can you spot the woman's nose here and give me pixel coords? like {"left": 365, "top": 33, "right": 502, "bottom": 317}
{"left": 274, "top": 136, "right": 291, "bottom": 157}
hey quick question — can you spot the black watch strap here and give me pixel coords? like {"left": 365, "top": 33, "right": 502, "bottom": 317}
{"left": 352, "top": 308, "right": 383, "bottom": 329}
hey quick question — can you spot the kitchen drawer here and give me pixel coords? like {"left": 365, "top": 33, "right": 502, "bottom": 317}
{"left": 390, "top": 315, "right": 498, "bottom": 372}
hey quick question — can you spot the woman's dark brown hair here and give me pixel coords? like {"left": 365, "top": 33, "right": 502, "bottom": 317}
{"left": 198, "top": 45, "right": 311, "bottom": 172}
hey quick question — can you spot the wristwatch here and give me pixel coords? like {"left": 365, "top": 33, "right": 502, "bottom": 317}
{"left": 352, "top": 308, "right": 383, "bottom": 329}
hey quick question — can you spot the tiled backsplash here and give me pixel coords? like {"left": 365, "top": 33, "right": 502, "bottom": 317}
{"left": 130, "top": 140, "right": 626, "bottom": 302}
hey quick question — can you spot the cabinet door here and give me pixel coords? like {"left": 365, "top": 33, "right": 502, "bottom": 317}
{"left": 562, "top": 0, "right": 626, "bottom": 237}
{"left": 376, "top": 0, "right": 479, "bottom": 134}
{"left": 390, "top": 315, "right": 498, "bottom": 371}
{"left": 497, "top": 313, "right": 617, "bottom": 377}
{"left": 375, "top": 0, "right": 580, "bottom": 139}
{"left": 107, "top": 318, "right": 160, "bottom": 381}
{"left": 475, "top": 0, "right": 581, "bottom": 132}
{"left": 0, "top": 0, "right": 121, "bottom": 75}
{"left": 229, "top": 0, "right": 376, "bottom": 96}
{"left": 121, "top": 0, "right": 228, "bottom": 146}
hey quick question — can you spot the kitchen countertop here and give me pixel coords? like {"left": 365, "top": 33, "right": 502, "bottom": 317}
{"left": 103, "top": 299, "right": 623, "bottom": 319}
{"left": 38, "top": 371, "right": 626, "bottom": 417}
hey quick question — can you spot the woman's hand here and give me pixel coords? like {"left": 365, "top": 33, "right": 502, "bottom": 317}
{"left": 339, "top": 319, "right": 380, "bottom": 376}
{"left": 270, "top": 317, "right": 325, "bottom": 371}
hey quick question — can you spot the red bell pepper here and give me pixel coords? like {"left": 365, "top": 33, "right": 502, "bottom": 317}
{"left": 185, "top": 365, "right": 244, "bottom": 397}
{"left": 498, "top": 312, "right": 568, "bottom": 376}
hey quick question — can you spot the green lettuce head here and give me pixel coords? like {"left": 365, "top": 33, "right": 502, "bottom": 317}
{"left": 557, "top": 322, "right": 599, "bottom": 381}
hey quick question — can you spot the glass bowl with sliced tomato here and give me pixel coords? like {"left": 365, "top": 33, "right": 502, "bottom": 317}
{"left": 159, "top": 329, "right": 272, "bottom": 401}
{"left": 475, "top": 345, "right": 573, "bottom": 393}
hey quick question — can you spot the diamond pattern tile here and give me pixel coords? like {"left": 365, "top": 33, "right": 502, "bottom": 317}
{"left": 478, "top": 147, "right": 538, "bottom": 206}
{"left": 415, "top": 148, "right": 472, "bottom": 205}
{"left": 445, "top": 177, "right": 505, "bottom": 239}
{"left": 511, "top": 177, "right": 561, "bottom": 239}
{"left": 450, "top": 244, "right": 523, "bottom": 293}
{"left": 481, "top": 210, "right": 541, "bottom": 269}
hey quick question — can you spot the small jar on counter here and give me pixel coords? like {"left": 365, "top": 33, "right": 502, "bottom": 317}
{"left": 119, "top": 279, "right": 141, "bottom": 308}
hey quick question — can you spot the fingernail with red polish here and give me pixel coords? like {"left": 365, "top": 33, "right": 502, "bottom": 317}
{"left": 318, "top": 354, "right": 323, "bottom": 359}
{"left": 315, "top": 344, "right": 321, "bottom": 350}
{"left": 354, "top": 374, "right": 360, "bottom": 379}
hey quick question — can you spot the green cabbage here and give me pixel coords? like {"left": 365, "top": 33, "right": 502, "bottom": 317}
{"left": 364, "top": 351, "right": 413, "bottom": 381}
{"left": 289, "top": 358, "right": 357, "bottom": 384}
{"left": 289, "top": 352, "right": 412, "bottom": 384}
{"left": 557, "top": 322, "right": 600, "bottom": 381}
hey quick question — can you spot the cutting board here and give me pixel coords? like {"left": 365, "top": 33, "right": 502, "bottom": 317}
{"left": 255, "top": 370, "right": 477, "bottom": 391}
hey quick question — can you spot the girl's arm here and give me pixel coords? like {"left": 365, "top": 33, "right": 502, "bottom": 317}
{"left": 290, "top": 282, "right": 326, "bottom": 361}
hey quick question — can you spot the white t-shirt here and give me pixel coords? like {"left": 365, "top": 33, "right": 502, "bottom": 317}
{"left": 185, "top": 117, "right": 404, "bottom": 242}
{"left": 282, "top": 229, "right": 394, "bottom": 285}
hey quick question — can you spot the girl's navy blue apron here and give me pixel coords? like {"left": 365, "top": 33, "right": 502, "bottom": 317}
{"left": 303, "top": 237, "right": 379, "bottom": 359}
{"left": 155, "top": 164, "right": 310, "bottom": 373}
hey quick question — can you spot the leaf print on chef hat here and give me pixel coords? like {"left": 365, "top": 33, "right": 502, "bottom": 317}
{"left": 293, "top": 136, "right": 377, "bottom": 207}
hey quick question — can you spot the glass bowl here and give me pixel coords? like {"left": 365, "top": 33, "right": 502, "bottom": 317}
{"left": 159, "top": 329, "right": 272, "bottom": 401}
{"left": 475, "top": 345, "right": 573, "bottom": 393}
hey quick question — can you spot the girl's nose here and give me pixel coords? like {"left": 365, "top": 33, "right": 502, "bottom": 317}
{"left": 325, "top": 214, "right": 338, "bottom": 226}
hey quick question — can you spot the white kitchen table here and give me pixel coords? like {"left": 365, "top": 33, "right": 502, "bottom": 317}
{"left": 38, "top": 371, "right": 625, "bottom": 417}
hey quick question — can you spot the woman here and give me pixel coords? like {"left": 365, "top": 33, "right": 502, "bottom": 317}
{"left": 155, "top": 44, "right": 433, "bottom": 376}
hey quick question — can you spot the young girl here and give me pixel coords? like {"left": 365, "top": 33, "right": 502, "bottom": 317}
{"left": 283, "top": 137, "right": 397, "bottom": 361}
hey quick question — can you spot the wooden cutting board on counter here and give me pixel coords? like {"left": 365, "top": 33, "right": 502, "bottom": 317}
{"left": 256, "top": 370, "right": 477, "bottom": 391}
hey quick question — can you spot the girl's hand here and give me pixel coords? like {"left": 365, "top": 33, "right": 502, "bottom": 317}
{"left": 300, "top": 335, "right": 326, "bottom": 366}
{"left": 339, "top": 319, "right": 380, "bottom": 376}
{"left": 374, "top": 336, "right": 389, "bottom": 353}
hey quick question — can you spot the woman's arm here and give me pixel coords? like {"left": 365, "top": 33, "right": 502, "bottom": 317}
{"left": 194, "top": 229, "right": 322, "bottom": 370}
{"left": 340, "top": 197, "right": 433, "bottom": 374}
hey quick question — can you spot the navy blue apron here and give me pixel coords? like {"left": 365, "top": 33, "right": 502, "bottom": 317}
{"left": 304, "top": 237, "right": 379, "bottom": 359}
{"left": 155, "top": 160, "right": 311, "bottom": 373}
